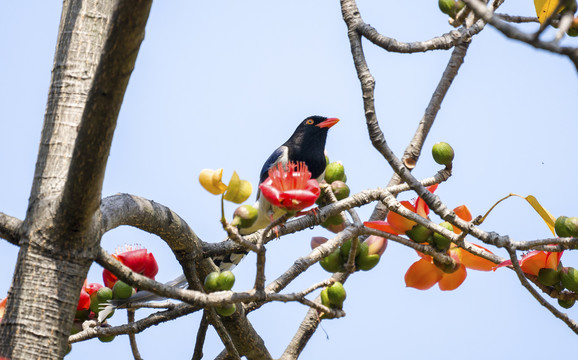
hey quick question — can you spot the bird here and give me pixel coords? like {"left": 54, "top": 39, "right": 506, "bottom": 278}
{"left": 101, "top": 116, "right": 338, "bottom": 316}
{"left": 213, "top": 115, "right": 339, "bottom": 269}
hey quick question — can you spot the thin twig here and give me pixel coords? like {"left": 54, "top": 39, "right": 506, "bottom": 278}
{"left": 192, "top": 311, "right": 209, "bottom": 360}
{"left": 127, "top": 309, "right": 143, "bottom": 360}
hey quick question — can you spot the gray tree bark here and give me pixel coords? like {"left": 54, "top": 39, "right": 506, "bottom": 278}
{"left": 0, "top": 0, "right": 151, "bottom": 358}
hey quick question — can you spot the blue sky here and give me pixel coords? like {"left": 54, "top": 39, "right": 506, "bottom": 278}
{"left": 1, "top": 1, "right": 578, "bottom": 359}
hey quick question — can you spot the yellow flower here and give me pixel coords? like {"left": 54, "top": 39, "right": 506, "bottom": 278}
{"left": 224, "top": 171, "right": 253, "bottom": 204}
{"left": 199, "top": 168, "right": 228, "bottom": 195}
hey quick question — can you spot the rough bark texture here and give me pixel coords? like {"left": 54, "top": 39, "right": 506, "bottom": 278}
{"left": 0, "top": 0, "right": 152, "bottom": 358}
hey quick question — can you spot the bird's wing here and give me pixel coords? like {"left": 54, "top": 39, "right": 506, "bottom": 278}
{"left": 259, "top": 145, "right": 288, "bottom": 185}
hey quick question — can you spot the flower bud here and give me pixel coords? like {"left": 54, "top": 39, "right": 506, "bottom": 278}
{"left": 406, "top": 224, "right": 433, "bottom": 244}
{"left": 204, "top": 271, "right": 220, "bottom": 293}
{"left": 432, "top": 222, "right": 453, "bottom": 251}
{"left": 357, "top": 242, "right": 380, "bottom": 271}
{"left": 327, "top": 282, "right": 346, "bottom": 309}
{"left": 90, "top": 287, "right": 113, "bottom": 315}
{"left": 538, "top": 268, "right": 561, "bottom": 287}
{"left": 432, "top": 142, "right": 454, "bottom": 165}
{"left": 216, "top": 303, "right": 236, "bottom": 317}
{"left": 199, "top": 168, "right": 228, "bottom": 195}
{"left": 231, "top": 205, "right": 258, "bottom": 229}
{"left": 558, "top": 298, "right": 576, "bottom": 309}
{"left": 324, "top": 161, "right": 346, "bottom": 183}
{"left": 365, "top": 235, "right": 388, "bottom": 256}
{"left": 320, "top": 249, "right": 344, "bottom": 273}
{"left": 112, "top": 280, "right": 135, "bottom": 300}
{"left": 322, "top": 214, "right": 345, "bottom": 227}
{"left": 561, "top": 267, "right": 578, "bottom": 292}
{"left": 98, "top": 324, "right": 116, "bottom": 343}
{"left": 223, "top": 171, "right": 252, "bottom": 204}
{"left": 555, "top": 216, "right": 571, "bottom": 237}
{"left": 331, "top": 181, "right": 350, "bottom": 200}
{"left": 217, "top": 271, "right": 235, "bottom": 291}
{"left": 340, "top": 238, "right": 361, "bottom": 261}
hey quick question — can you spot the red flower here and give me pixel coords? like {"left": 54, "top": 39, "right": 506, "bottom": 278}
{"left": 77, "top": 280, "right": 91, "bottom": 311}
{"left": 496, "top": 251, "right": 562, "bottom": 276}
{"left": 102, "top": 247, "right": 159, "bottom": 288}
{"left": 259, "top": 162, "right": 321, "bottom": 212}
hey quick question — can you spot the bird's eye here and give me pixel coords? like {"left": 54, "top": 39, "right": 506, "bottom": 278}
{"left": 305, "top": 119, "right": 314, "bottom": 125}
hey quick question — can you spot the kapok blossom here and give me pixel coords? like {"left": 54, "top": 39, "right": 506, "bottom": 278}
{"left": 363, "top": 184, "right": 439, "bottom": 235}
{"left": 103, "top": 246, "right": 159, "bottom": 288}
{"left": 259, "top": 162, "right": 321, "bottom": 212}
{"left": 405, "top": 244, "right": 496, "bottom": 291}
{"left": 496, "top": 251, "right": 562, "bottom": 276}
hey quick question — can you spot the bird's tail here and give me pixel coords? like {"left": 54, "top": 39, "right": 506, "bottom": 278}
{"left": 211, "top": 249, "right": 249, "bottom": 271}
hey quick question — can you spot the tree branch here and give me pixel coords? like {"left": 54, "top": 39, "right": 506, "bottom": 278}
{"left": 0, "top": 213, "right": 22, "bottom": 246}
{"left": 462, "top": 0, "right": 578, "bottom": 71}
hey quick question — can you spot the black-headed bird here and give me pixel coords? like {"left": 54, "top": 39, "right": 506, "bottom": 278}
{"left": 214, "top": 115, "right": 339, "bottom": 269}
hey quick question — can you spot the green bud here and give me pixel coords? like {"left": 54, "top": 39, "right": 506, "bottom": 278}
{"left": 406, "top": 224, "right": 433, "bottom": 244}
{"left": 112, "top": 280, "right": 134, "bottom": 300}
{"left": 331, "top": 181, "right": 350, "bottom": 200}
{"left": 325, "top": 161, "right": 346, "bottom": 183}
{"left": 565, "top": 217, "right": 578, "bottom": 237}
{"left": 216, "top": 303, "right": 237, "bottom": 317}
{"left": 231, "top": 205, "right": 258, "bottom": 229}
{"left": 90, "top": 287, "right": 113, "bottom": 314}
{"left": 357, "top": 242, "right": 380, "bottom": 271}
{"left": 538, "top": 268, "right": 561, "bottom": 287}
{"left": 322, "top": 214, "right": 345, "bottom": 227}
{"left": 432, "top": 142, "right": 454, "bottom": 165}
{"left": 561, "top": 267, "right": 578, "bottom": 292}
{"left": 558, "top": 298, "right": 576, "bottom": 309}
{"left": 327, "top": 282, "right": 346, "bottom": 309}
{"left": 320, "top": 249, "right": 344, "bottom": 273}
{"left": 204, "top": 271, "right": 220, "bottom": 292}
{"left": 555, "top": 216, "right": 571, "bottom": 237}
{"left": 432, "top": 222, "right": 453, "bottom": 251}
{"left": 340, "top": 238, "right": 361, "bottom": 261}
{"left": 320, "top": 288, "right": 331, "bottom": 308}
{"left": 217, "top": 271, "right": 235, "bottom": 291}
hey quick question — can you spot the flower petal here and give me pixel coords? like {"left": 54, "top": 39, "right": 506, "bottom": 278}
{"left": 199, "top": 168, "right": 228, "bottom": 195}
{"left": 519, "top": 251, "right": 553, "bottom": 276}
{"left": 405, "top": 258, "right": 443, "bottom": 290}
{"left": 453, "top": 205, "right": 472, "bottom": 222}
{"left": 363, "top": 221, "right": 399, "bottom": 235}
{"left": 415, "top": 184, "right": 438, "bottom": 218}
{"left": 387, "top": 201, "right": 417, "bottom": 234}
{"left": 453, "top": 244, "right": 495, "bottom": 271}
{"left": 438, "top": 264, "right": 467, "bottom": 291}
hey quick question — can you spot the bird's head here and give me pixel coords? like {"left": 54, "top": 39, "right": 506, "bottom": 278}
{"left": 289, "top": 116, "right": 339, "bottom": 143}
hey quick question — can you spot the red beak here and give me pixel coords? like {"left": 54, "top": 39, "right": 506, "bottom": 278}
{"left": 316, "top": 117, "right": 340, "bottom": 129}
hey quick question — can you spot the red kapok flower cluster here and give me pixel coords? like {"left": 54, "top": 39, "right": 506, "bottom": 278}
{"left": 103, "top": 246, "right": 159, "bottom": 288}
{"left": 259, "top": 162, "right": 321, "bottom": 212}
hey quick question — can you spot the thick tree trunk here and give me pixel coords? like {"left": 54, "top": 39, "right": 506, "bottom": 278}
{"left": 0, "top": 0, "right": 151, "bottom": 358}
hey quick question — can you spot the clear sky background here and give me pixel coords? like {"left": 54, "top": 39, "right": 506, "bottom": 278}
{"left": 1, "top": 1, "right": 578, "bottom": 359}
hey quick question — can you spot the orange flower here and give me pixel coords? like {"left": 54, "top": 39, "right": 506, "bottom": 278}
{"left": 364, "top": 185, "right": 438, "bottom": 235}
{"left": 496, "top": 251, "right": 562, "bottom": 276}
{"left": 405, "top": 244, "right": 495, "bottom": 291}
